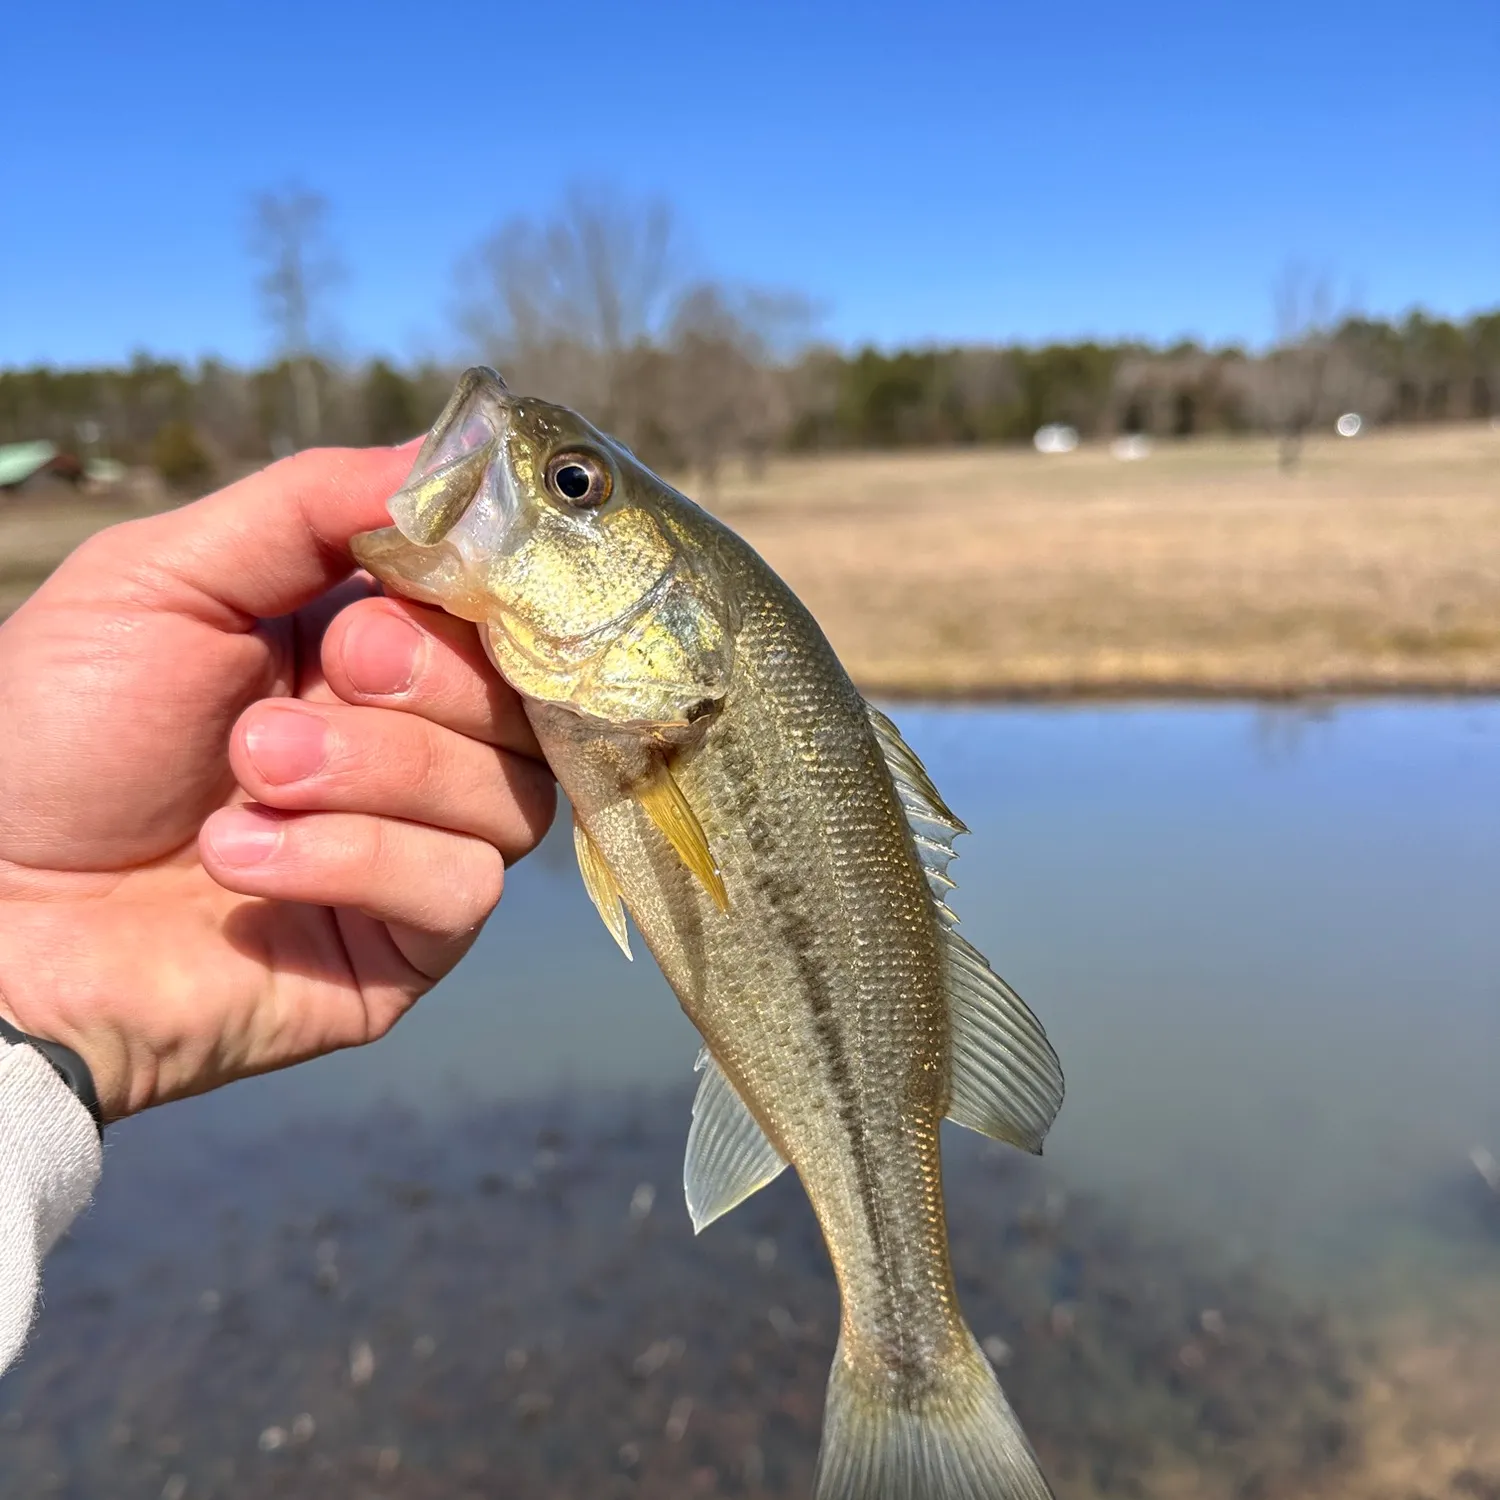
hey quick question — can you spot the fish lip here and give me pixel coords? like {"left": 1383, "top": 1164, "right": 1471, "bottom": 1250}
{"left": 494, "top": 559, "right": 679, "bottom": 670}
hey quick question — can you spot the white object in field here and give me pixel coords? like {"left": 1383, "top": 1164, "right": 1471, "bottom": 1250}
{"left": 1034, "top": 423, "right": 1079, "bottom": 454}
{"left": 1110, "top": 434, "right": 1152, "bottom": 461}
{"left": 1336, "top": 412, "right": 1363, "bottom": 437}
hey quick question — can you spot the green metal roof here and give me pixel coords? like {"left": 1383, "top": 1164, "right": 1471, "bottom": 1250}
{"left": 0, "top": 441, "right": 59, "bottom": 488}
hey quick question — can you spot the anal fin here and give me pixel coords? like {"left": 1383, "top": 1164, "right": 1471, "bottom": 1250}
{"left": 637, "top": 764, "right": 729, "bottom": 911}
{"left": 684, "top": 1049, "right": 786, "bottom": 1233}
{"left": 573, "top": 813, "right": 632, "bottom": 960}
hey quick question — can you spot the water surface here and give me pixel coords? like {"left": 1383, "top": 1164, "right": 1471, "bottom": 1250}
{"left": 226, "top": 698, "right": 1500, "bottom": 1272}
{"left": 6, "top": 700, "right": 1498, "bottom": 1498}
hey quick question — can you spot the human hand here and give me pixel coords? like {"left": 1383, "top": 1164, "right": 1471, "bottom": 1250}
{"left": 0, "top": 446, "right": 555, "bottom": 1122}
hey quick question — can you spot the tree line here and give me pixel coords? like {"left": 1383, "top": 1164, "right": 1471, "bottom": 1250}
{"left": 1, "top": 187, "right": 1495, "bottom": 495}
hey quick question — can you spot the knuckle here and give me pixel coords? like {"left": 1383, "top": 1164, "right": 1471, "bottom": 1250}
{"left": 322, "top": 710, "right": 435, "bottom": 798}
{"left": 456, "top": 836, "right": 506, "bottom": 917}
{"left": 521, "top": 770, "right": 559, "bottom": 840}
{"left": 403, "top": 719, "right": 441, "bottom": 789}
{"left": 340, "top": 813, "right": 389, "bottom": 872}
{"left": 66, "top": 515, "right": 151, "bottom": 575}
{"left": 498, "top": 757, "right": 558, "bottom": 852}
{"left": 264, "top": 447, "right": 333, "bottom": 486}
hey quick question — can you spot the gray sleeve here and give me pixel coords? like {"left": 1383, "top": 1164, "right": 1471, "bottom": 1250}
{"left": 0, "top": 1037, "right": 103, "bottom": 1375}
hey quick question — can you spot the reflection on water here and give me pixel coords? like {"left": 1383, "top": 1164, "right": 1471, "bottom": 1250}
{"left": 240, "top": 698, "right": 1500, "bottom": 1273}
{"left": 4, "top": 700, "right": 1498, "bottom": 1497}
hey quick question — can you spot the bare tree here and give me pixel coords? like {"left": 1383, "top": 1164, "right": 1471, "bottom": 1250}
{"left": 457, "top": 187, "right": 814, "bottom": 473}
{"left": 459, "top": 186, "right": 677, "bottom": 444}
{"left": 662, "top": 284, "right": 814, "bottom": 488}
{"left": 1266, "top": 262, "right": 1341, "bottom": 471}
{"left": 249, "top": 186, "right": 343, "bottom": 450}
{"left": 192, "top": 358, "right": 260, "bottom": 463}
{"left": 661, "top": 284, "right": 758, "bottom": 489}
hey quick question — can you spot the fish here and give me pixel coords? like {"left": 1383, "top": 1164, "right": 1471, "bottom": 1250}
{"left": 351, "top": 367, "right": 1065, "bottom": 1499}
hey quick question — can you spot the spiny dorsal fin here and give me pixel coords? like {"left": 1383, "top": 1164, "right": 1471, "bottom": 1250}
{"left": 865, "top": 701, "right": 1064, "bottom": 1153}
{"left": 573, "top": 812, "right": 632, "bottom": 960}
{"left": 865, "top": 703, "right": 967, "bottom": 911}
{"left": 637, "top": 763, "right": 729, "bottom": 911}
{"left": 684, "top": 1048, "right": 787, "bottom": 1233}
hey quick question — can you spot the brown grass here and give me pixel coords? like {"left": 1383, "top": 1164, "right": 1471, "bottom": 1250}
{"left": 710, "top": 421, "right": 1500, "bottom": 698}
{"left": 3, "top": 424, "right": 1497, "bottom": 698}
{"left": 0, "top": 486, "right": 157, "bottom": 618}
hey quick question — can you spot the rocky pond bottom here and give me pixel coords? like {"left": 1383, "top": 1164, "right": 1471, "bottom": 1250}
{"left": 2, "top": 1092, "right": 1497, "bottom": 1500}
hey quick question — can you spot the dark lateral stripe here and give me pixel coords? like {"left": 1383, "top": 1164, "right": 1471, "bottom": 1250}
{"left": 742, "top": 805, "right": 898, "bottom": 1346}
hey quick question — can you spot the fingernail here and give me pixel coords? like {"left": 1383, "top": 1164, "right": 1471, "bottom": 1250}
{"left": 205, "top": 808, "right": 282, "bottom": 866}
{"left": 344, "top": 610, "right": 421, "bottom": 697}
{"left": 244, "top": 707, "right": 330, "bottom": 785}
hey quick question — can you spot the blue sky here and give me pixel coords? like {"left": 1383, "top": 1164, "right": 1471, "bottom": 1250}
{"left": 2, "top": 0, "right": 1495, "bottom": 367}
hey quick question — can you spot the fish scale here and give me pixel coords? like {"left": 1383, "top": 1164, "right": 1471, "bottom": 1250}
{"left": 352, "top": 366, "right": 1064, "bottom": 1500}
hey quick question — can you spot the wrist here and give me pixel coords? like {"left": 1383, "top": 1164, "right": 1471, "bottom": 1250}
{"left": 0, "top": 1016, "right": 104, "bottom": 1134}
{"left": 0, "top": 908, "right": 135, "bottom": 1123}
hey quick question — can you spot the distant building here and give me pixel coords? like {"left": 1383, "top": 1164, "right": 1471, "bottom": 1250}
{"left": 1033, "top": 423, "right": 1080, "bottom": 455}
{"left": 0, "top": 441, "right": 86, "bottom": 493}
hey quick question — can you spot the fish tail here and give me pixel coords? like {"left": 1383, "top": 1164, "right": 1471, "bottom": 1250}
{"left": 813, "top": 1330, "right": 1054, "bottom": 1500}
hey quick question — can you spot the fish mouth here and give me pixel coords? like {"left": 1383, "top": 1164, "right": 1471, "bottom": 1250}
{"left": 385, "top": 367, "right": 516, "bottom": 549}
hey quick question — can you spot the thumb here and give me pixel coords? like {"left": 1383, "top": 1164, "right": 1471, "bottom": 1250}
{"left": 49, "top": 442, "right": 420, "bottom": 628}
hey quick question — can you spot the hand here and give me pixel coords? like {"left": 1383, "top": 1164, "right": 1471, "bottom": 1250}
{"left": 0, "top": 446, "right": 555, "bottom": 1121}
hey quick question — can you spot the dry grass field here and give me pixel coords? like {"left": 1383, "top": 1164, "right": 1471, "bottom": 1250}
{"left": 2, "top": 422, "right": 1496, "bottom": 697}
{"left": 711, "top": 421, "right": 1500, "bottom": 698}
{"left": 0, "top": 489, "right": 152, "bottom": 620}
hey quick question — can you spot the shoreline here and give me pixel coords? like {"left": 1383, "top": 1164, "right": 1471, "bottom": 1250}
{"left": 862, "top": 679, "right": 1500, "bottom": 705}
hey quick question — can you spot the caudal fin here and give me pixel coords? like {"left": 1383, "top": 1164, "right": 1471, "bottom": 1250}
{"left": 813, "top": 1333, "right": 1054, "bottom": 1500}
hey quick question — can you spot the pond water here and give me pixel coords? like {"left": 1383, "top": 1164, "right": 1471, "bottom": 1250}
{"left": 231, "top": 697, "right": 1500, "bottom": 1270}
{"left": 5, "top": 700, "right": 1498, "bottom": 1499}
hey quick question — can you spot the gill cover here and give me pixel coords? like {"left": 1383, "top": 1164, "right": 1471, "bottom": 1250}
{"left": 351, "top": 367, "right": 737, "bottom": 731}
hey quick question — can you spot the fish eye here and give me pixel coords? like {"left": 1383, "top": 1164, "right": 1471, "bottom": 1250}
{"left": 545, "top": 451, "right": 613, "bottom": 509}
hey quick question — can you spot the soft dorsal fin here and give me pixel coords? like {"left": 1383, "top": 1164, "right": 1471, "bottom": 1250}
{"left": 865, "top": 702, "right": 1065, "bottom": 1153}
{"left": 573, "top": 812, "right": 632, "bottom": 960}
{"left": 941, "top": 930, "right": 1064, "bottom": 1153}
{"left": 684, "top": 1048, "right": 787, "bottom": 1233}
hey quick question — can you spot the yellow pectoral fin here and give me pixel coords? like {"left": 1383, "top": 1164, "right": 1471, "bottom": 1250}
{"left": 637, "top": 765, "right": 729, "bottom": 912}
{"left": 573, "top": 813, "right": 633, "bottom": 960}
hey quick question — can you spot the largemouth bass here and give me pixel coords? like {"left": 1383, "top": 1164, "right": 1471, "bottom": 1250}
{"left": 352, "top": 368, "right": 1065, "bottom": 1499}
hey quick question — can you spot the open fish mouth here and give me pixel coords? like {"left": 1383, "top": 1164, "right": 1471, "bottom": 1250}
{"left": 385, "top": 367, "right": 516, "bottom": 549}
{"left": 352, "top": 368, "right": 527, "bottom": 625}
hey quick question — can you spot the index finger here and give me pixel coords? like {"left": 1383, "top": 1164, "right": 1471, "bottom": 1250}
{"left": 322, "top": 595, "right": 544, "bottom": 759}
